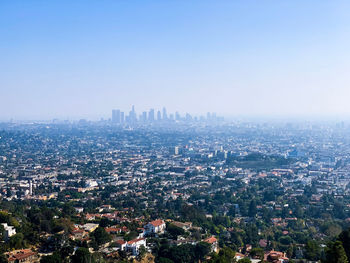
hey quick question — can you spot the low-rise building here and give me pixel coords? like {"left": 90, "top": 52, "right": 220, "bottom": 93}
{"left": 126, "top": 238, "right": 146, "bottom": 255}
{"left": 5, "top": 249, "right": 37, "bottom": 263}
{"left": 204, "top": 236, "right": 218, "bottom": 253}
{"left": 1, "top": 223, "right": 16, "bottom": 240}
{"left": 144, "top": 219, "right": 166, "bottom": 235}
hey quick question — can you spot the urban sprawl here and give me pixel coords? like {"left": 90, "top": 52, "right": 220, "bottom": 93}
{"left": 1, "top": 113, "right": 350, "bottom": 263}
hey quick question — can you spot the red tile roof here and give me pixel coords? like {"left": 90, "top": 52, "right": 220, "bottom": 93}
{"left": 127, "top": 238, "right": 145, "bottom": 245}
{"left": 105, "top": 227, "right": 121, "bottom": 233}
{"left": 115, "top": 239, "right": 127, "bottom": 245}
{"left": 204, "top": 236, "right": 217, "bottom": 244}
{"left": 149, "top": 219, "right": 165, "bottom": 227}
{"left": 7, "top": 250, "right": 36, "bottom": 262}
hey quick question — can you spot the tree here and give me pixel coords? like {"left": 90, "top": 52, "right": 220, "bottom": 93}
{"left": 71, "top": 248, "right": 94, "bottom": 263}
{"left": 338, "top": 228, "right": 350, "bottom": 260}
{"left": 61, "top": 245, "right": 74, "bottom": 259}
{"left": 209, "top": 246, "right": 236, "bottom": 263}
{"left": 279, "top": 236, "right": 293, "bottom": 246}
{"left": 194, "top": 242, "right": 211, "bottom": 261}
{"left": 167, "top": 224, "right": 185, "bottom": 239}
{"left": 158, "top": 258, "right": 174, "bottom": 263}
{"left": 0, "top": 254, "right": 7, "bottom": 263}
{"left": 99, "top": 218, "right": 110, "bottom": 228}
{"left": 250, "top": 248, "right": 264, "bottom": 260}
{"left": 138, "top": 245, "right": 147, "bottom": 260}
{"left": 91, "top": 227, "right": 111, "bottom": 247}
{"left": 9, "top": 233, "right": 26, "bottom": 249}
{"left": 323, "top": 241, "right": 348, "bottom": 263}
{"left": 40, "top": 252, "right": 62, "bottom": 263}
{"left": 248, "top": 200, "right": 257, "bottom": 218}
{"left": 62, "top": 203, "right": 75, "bottom": 217}
{"left": 304, "top": 240, "right": 321, "bottom": 261}
{"left": 238, "top": 258, "right": 251, "bottom": 263}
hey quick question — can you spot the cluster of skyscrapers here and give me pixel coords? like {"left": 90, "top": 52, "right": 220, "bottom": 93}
{"left": 111, "top": 106, "right": 222, "bottom": 124}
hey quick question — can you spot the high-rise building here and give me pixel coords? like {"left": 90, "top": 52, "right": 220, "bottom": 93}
{"left": 142, "top": 111, "right": 147, "bottom": 122}
{"left": 175, "top": 111, "right": 180, "bottom": 121}
{"left": 207, "top": 112, "right": 211, "bottom": 120}
{"left": 120, "top": 112, "right": 125, "bottom": 123}
{"left": 148, "top": 109, "right": 155, "bottom": 122}
{"left": 112, "top": 109, "right": 121, "bottom": 123}
{"left": 157, "top": 110, "right": 162, "bottom": 121}
{"left": 128, "top": 105, "right": 137, "bottom": 123}
{"left": 162, "top": 107, "right": 167, "bottom": 120}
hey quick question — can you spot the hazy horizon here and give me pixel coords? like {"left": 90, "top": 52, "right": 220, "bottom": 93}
{"left": 1, "top": 1, "right": 350, "bottom": 120}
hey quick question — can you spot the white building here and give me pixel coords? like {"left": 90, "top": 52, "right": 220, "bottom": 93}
{"left": 144, "top": 219, "right": 166, "bottom": 235}
{"left": 126, "top": 238, "right": 146, "bottom": 255}
{"left": 1, "top": 223, "right": 16, "bottom": 240}
{"left": 74, "top": 207, "right": 84, "bottom": 213}
{"left": 82, "top": 223, "right": 99, "bottom": 232}
{"left": 85, "top": 180, "right": 98, "bottom": 188}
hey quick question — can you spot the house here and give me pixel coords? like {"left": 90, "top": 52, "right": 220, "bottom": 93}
{"left": 71, "top": 229, "right": 87, "bottom": 240}
{"left": 82, "top": 223, "right": 99, "bottom": 233}
{"left": 5, "top": 249, "right": 37, "bottom": 263}
{"left": 115, "top": 239, "right": 127, "bottom": 251}
{"left": 126, "top": 238, "right": 146, "bottom": 255}
{"left": 144, "top": 219, "right": 165, "bottom": 235}
{"left": 204, "top": 236, "right": 218, "bottom": 253}
{"left": 85, "top": 214, "right": 95, "bottom": 221}
{"left": 1, "top": 223, "right": 16, "bottom": 241}
{"left": 105, "top": 227, "right": 121, "bottom": 234}
{"left": 259, "top": 239, "right": 268, "bottom": 248}
{"left": 74, "top": 207, "right": 84, "bottom": 213}
{"left": 172, "top": 221, "right": 192, "bottom": 230}
{"left": 99, "top": 205, "right": 113, "bottom": 212}
{"left": 264, "top": 251, "right": 289, "bottom": 263}
{"left": 235, "top": 252, "right": 245, "bottom": 260}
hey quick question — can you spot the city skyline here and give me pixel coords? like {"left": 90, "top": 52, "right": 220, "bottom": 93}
{"left": 111, "top": 106, "right": 222, "bottom": 124}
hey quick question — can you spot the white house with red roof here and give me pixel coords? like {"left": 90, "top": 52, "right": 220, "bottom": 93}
{"left": 126, "top": 237, "right": 146, "bottom": 255}
{"left": 115, "top": 239, "right": 127, "bottom": 251}
{"left": 203, "top": 236, "right": 218, "bottom": 252}
{"left": 144, "top": 219, "right": 166, "bottom": 235}
{"left": 264, "top": 250, "right": 289, "bottom": 263}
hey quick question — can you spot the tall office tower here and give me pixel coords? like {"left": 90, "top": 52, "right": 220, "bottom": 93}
{"left": 112, "top": 109, "right": 121, "bottom": 123}
{"left": 120, "top": 112, "right": 125, "bottom": 123}
{"left": 207, "top": 112, "right": 211, "bottom": 120}
{"left": 129, "top": 105, "right": 137, "bottom": 123}
{"left": 148, "top": 108, "right": 155, "bottom": 122}
{"left": 142, "top": 111, "right": 147, "bottom": 122}
{"left": 162, "top": 107, "right": 167, "bottom": 120}
{"left": 157, "top": 110, "right": 162, "bottom": 121}
{"left": 169, "top": 114, "right": 174, "bottom": 121}
{"left": 212, "top": 112, "right": 217, "bottom": 120}
{"left": 112, "top": 110, "right": 116, "bottom": 122}
{"left": 186, "top": 113, "right": 192, "bottom": 121}
{"left": 175, "top": 111, "right": 180, "bottom": 121}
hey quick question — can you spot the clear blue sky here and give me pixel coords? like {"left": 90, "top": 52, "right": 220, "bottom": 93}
{"left": 1, "top": 0, "right": 350, "bottom": 120}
